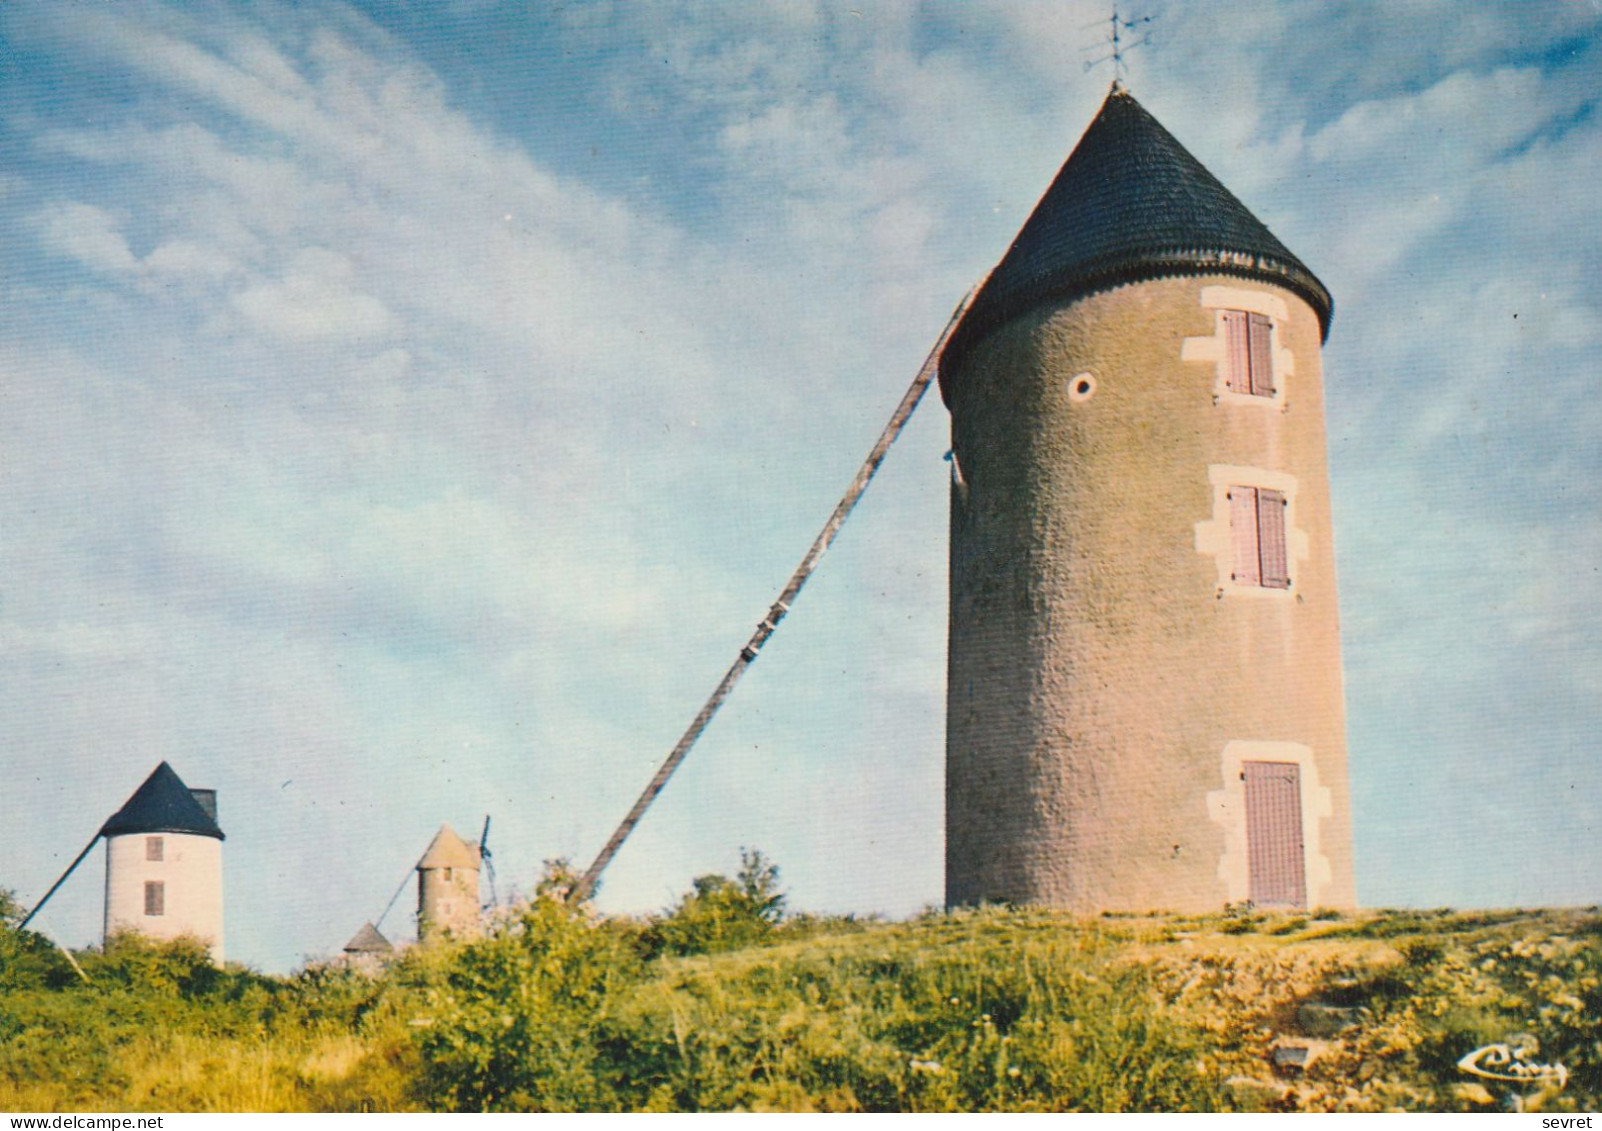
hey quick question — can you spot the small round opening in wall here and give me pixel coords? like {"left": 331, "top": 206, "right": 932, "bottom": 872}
{"left": 1069, "top": 373, "right": 1096, "bottom": 402}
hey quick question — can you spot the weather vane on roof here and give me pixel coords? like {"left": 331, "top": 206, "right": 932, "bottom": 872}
{"left": 1082, "top": 5, "right": 1154, "bottom": 91}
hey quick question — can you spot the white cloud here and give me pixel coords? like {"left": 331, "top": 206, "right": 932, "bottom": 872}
{"left": 231, "top": 247, "right": 393, "bottom": 342}
{"left": 143, "top": 239, "right": 239, "bottom": 280}
{"left": 32, "top": 202, "right": 139, "bottom": 275}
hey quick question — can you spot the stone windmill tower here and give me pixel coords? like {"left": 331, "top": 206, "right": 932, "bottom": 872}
{"left": 941, "top": 87, "right": 1356, "bottom": 913}
{"left": 101, "top": 762, "right": 226, "bottom": 962}
{"left": 415, "top": 824, "right": 481, "bottom": 942}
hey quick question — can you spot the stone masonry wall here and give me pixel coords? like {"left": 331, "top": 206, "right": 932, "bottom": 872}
{"left": 419, "top": 865, "right": 481, "bottom": 941}
{"left": 945, "top": 274, "right": 1356, "bottom": 913}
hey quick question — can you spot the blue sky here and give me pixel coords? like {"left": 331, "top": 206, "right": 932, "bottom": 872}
{"left": 3, "top": 1, "right": 1599, "bottom": 973}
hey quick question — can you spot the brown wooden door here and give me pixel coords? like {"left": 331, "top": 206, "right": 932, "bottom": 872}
{"left": 1244, "top": 760, "right": 1306, "bottom": 907}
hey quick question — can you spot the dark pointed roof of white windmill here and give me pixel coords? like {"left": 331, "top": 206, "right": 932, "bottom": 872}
{"left": 343, "top": 921, "right": 393, "bottom": 954}
{"left": 100, "top": 761, "right": 225, "bottom": 841}
{"left": 416, "top": 824, "right": 479, "bottom": 871}
{"left": 940, "top": 86, "right": 1331, "bottom": 392}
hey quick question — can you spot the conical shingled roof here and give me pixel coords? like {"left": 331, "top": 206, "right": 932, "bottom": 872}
{"left": 941, "top": 87, "right": 1331, "bottom": 390}
{"left": 343, "top": 921, "right": 393, "bottom": 954}
{"left": 100, "top": 761, "right": 225, "bottom": 840}
{"left": 416, "top": 824, "right": 479, "bottom": 871}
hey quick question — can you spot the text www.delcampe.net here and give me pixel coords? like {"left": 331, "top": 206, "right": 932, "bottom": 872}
{"left": 10, "top": 1119, "right": 164, "bottom": 1129}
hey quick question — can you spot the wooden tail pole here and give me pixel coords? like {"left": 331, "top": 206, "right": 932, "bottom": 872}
{"left": 19, "top": 832, "right": 101, "bottom": 932}
{"left": 374, "top": 861, "right": 417, "bottom": 934}
{"left": 53, "top": 936, "right": 92, "bottom": 984}
{"left": 570, "top": 288, "right": 977, "bottom": 904}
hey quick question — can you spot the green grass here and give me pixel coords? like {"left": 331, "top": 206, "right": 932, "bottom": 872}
{"left": 3, "top": 898, "right": 1599, "bottom": 1112}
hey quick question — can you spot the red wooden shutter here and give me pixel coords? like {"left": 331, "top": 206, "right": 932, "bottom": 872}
{"left": 1257, "top": 489, "right": 1289, "bottom": 588}
{"left": 1247, "top": 312, "right": 1274, "bottom": 395}
{"left": 1223, "top": 310, "right": 1250, "bottom": 393}
{"left": 1243, "top": 310, "right": 1268, "bottom": 394}
{"left": 1244, "top": 761, "right": 1306, "bottom": 907}
{"left": 1230, "top": 487, "right": 1260, "bottom": 585}
{"left": 144, "top": 880, "right": 165, "bottom": 917}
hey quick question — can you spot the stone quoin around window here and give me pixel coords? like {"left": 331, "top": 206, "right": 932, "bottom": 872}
{"left": 1230, "top": 485, "right": 1290, "bottom": 589}
{"left": 1223, "top": 310, "right": 1275, "bottom": 396}
{"left": 1195, "top": 465, "right": 1308, "bottom": 598}
{"left": 1181, "top": 285, "right": 1294, "bottom": 405}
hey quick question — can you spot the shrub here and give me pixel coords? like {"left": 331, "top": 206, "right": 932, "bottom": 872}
{"left": 412, "top": 891, "right": 643, "bottom": 1111}
{"left": 647, "top": 849, "right": 787, "bottom": 957}
{"left": 83, "top": 931, "right": 224, "bottom": 997}
{"left": 0, "top": 888, "right": 75, "bottom": 991}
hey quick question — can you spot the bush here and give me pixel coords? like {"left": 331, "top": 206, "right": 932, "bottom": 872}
{"left": 83, "top": 931, "right": 224, "bottom": 996}
{"left": 647, "top": 849, "right": 786, "bottom": 957}
{"left": 412, "top": 890, "right": 643, "bottom": 1111}
{"left": 0, "top": 889, "right": 75, "bottom": 991}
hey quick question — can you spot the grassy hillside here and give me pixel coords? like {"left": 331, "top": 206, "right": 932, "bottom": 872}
{"left": 3, "top": 888, "right": 1598, "bottom": 1112}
